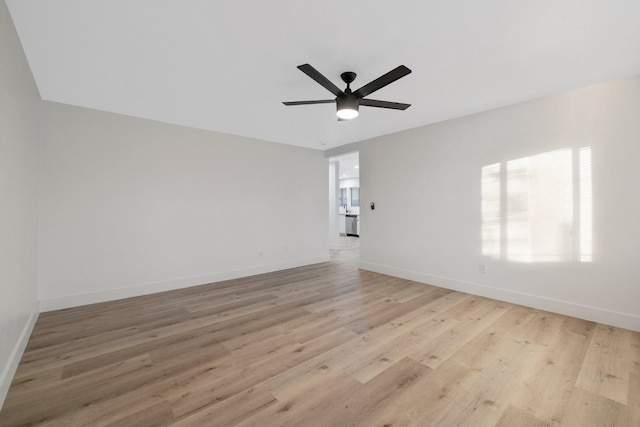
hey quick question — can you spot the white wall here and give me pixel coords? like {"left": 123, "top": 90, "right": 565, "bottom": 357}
{"left": 0, "top": 0, "right": 41, "bottom": 407}
{"left": 38, "top": 102, "right": 329, "bottom": 310}
{"left": 333, "top": 75, "right": 640, "bottom": 331}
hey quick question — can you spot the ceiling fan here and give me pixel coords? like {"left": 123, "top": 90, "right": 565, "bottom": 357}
{"left": 283, "top": 64, "right": 412, "bottom": 120}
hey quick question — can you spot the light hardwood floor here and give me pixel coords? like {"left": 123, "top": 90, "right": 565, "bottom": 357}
{"left": 1, "top": 237, "right": 639, "bottom": 426}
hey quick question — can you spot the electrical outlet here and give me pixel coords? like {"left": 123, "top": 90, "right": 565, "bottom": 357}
{"left": 479, "top": 264, "right": 486, "bottom": 274}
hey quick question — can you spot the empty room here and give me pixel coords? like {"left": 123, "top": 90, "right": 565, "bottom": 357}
{"left": 1, "top": 1, "right": 640, "bottom": 426}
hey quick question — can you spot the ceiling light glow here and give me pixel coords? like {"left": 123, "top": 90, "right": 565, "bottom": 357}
{"left": 337, "top": 108, "right": 358, "bottom": 120}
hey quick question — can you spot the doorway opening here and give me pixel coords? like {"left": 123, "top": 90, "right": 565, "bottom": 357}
{"left": 328, "top": 152, "right": 360, "bottom": 257}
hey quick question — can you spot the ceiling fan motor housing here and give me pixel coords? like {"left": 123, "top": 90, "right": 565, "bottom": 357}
{"left": 336, "top": 91, "right": 360, "bottom": 120}
{"left": 336, "top": 93, "right": 359, "bottom": 113}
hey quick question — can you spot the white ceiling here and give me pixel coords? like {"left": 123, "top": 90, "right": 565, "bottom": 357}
{"left": 7, "top": 1, "right": 640, "bottom": 150}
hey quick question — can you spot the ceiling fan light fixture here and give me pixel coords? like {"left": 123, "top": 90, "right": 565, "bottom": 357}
{"left": 336, "top": 95, "right": 359, "bottom": 120}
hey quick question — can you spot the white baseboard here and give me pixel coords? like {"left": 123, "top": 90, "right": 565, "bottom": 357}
{"left": 359, "top": 261, "right": 640, "bottom": 332}
{"left": 0, "top": 302, "right": 40, "bottom": 411}
{"left": 40, "top": 255, "right": 330, "bottom": 312}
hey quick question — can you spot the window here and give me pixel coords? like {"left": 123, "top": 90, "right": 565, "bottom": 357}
{"left": 350, "top": 187, "right": 360, "bottom": 207}
{"left": 339, "top": 188, "right": 347, "bottom": 207}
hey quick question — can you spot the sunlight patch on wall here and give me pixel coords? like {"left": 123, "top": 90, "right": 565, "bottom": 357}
{"left": 579, "top": 147, "right": 592, "bottom": 262}
{"left": 481, "top": 147, "right": 592, "bottom": 263}
{"left": 481, "top": 163, "right": 501, "bottom": 258}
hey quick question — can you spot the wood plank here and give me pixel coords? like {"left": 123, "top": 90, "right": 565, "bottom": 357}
{"left": 353, "top": 359, "right": 470, "bottom": 426}
{"left": 494, "top": 405, "right": 548, "bottom": 427}
{"left": 508, "top": 330, "right": 590, "bottom": 422}
{"left": 560, "top": 387, "right": 634, "bottom": 427}
{"left": 629, "top": 372, "right": 640, "bottom": 425}
{"left": 561, "top": 316, "right": 596, "bottom": 338}
{"left": 234, "top": 373, "right": 363, "bottom": 427}
{"left": 344, "top": 291, "right": 469, "bottom": 383}
{"left": 509, "top": 310, "right": 566, "bottom": 346}
{"left": 167, "top": 327, "right": 357, "bottom": 418}
{"left": 1, "top": 354, "right": 155, "bottom": 426}
{"left": 576, "top": 324, "right": 636, "bottom": 404}
{"left": 430, "top": 333, "right": 539, "bottom": 426}
{"left": 415, "top": 298, "right": 511, "bottom": 369}
{"left": 104, "top": 402, "right": 175, "bottom": 427}
{"left": 316, "top": 357, "right": 432, "bottom": 426}
{"left": 171, "top": 386, "right": 277, "bottom": 427}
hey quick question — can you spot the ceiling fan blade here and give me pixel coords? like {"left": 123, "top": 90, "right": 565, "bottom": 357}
{"left": 352, "top": 65, "right": 412, "bottom": 98}
{"left": 297, "top": 64, "right": 344, "bottom": 97}
{"left": 282, "top": 100, "right": 335, "bottom": 106}
{"left": 360, "top": 99, "right": 411, "bottom": 110}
